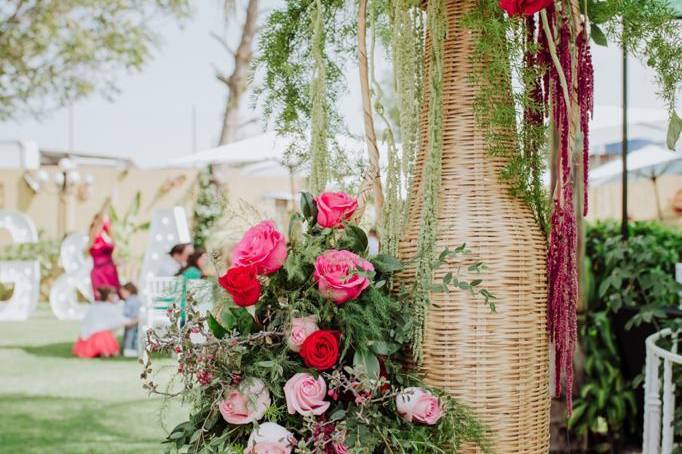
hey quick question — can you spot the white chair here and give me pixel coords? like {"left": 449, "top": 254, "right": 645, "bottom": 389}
{"left": 642, "top": 328, "right": 681, "bottom": 454}
{"left": 138, "top": 276, "right": 184, "bottom": 359}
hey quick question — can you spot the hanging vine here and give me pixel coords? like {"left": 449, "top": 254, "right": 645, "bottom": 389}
{"left": 390, "top": 0, "right": 424, "bottom": 211}
{"left": 411, "top": 0, "right": 446, "bottom": 365}
{"left": 308, "top": 0, "right": 330, "bottom": 193}
{"left": 255, "top": 0, "right": 356, "bottom": 188}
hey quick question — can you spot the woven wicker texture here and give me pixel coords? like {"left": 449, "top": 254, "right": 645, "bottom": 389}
{"left": 396, "top": 1, "right": 550, "bottom": 452}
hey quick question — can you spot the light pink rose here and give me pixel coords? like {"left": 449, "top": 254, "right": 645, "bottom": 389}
{"left": 395, "top": 387, "right": 443, "bottom": 425}
{"left": 286, "top": 316, "right": 319, "bottom": 352}
{"left": 315, "top": 191, "right": 358, "bottom": 228}
{"left": 232, "top": 220, "right": 287, "bottom": 275}
{"left": 245, "top": 423, "right": 295, "bottom": 454}
{"left": 284, "top": 373, "right": 330, "bottom": 416}
{"left": 313, "top": 250, "right": 374, "bottom": 304}
{"left": 218, "top": 377, "right": 271, "bottom": 425}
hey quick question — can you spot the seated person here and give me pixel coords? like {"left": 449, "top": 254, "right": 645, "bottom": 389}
{"left": 158, "top": 243, "right": 193, "bottom": 277}
{"left": 73, "top": 286, "right": 127, "bottom": 358}
{"left": 120, "top": 282, "right": 142, "bottom": 357}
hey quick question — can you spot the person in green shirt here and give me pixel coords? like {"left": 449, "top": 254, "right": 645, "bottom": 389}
{"left": 175, "top": 248, "right": 207, "bottom": 324}
{"left": 177, "top": 249, "right": 207, "bottom": 279}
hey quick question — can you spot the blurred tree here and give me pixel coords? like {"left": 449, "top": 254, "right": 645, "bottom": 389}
{"left": 214, "top": 0, "right": 258, "bottom": 145}
{"left": 0, "top": 0, "right": 191, "bottom": 120}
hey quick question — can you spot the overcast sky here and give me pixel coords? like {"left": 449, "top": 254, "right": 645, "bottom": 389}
{"left": 0, "top": 2, "right": 677, "bottom": 167}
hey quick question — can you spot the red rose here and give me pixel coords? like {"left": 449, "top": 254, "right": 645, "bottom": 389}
{"left": 218, "top": 266, "right": 261, "bottom": 307}
{"left": 499, "top": 0, "right": 553, "bottom": 16}
{"left": 299, "top": 330, "right": 340, "bottom": 371}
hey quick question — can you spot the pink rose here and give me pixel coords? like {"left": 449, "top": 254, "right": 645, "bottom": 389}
{"left": 218, "top": 377, "right": 271, "bottom": 425}
{"left": 245, "top": 423, "right": 295, "bottom": 454}
{"left": 313, "top": 250, "right": 374, "bottom": 304}
{"left": 284, "top": 372, "right": 330, "bottom": 416}
{"left": 395, "top": 387, "right": 443, "bottom": 425}
{"left": 315, "top": 191, "right": 358, "bottom": 228}
{"left": 333, "top": 443, "right": 348, "bottom": 454}
{"left": 286, "top": 316, "right": 319, "bottom": 352}
{"left": 232, "top": 220, "right": 287, "bottom": 275}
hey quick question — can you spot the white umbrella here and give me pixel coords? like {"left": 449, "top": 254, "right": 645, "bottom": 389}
{"left": 589, "top": 106, "right": 669, "bottom": 155}
{"left": 590, "top": 145, "right": 682, "bottom": 219}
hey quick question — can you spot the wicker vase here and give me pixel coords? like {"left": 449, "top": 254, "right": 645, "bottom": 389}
{"left": 397, "top": 1, "right": 550, "bottom": 451}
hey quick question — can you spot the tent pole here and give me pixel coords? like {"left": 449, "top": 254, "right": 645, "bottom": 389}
{"left": 621, "top": 41, "right": 629, "bottom": 241}
{"left": 652, "top": 176, "right": 663, "bottom": 220}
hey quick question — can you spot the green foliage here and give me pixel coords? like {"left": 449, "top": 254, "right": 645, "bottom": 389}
{"left": 586, "top": 220, "right": 682, "bottom": 328}
{"left": 573, "top": 220, "right": 682, "bottom": 448}
{"left": 0, "top": 0, "right": 191, "bottom": 120}
{"left": 568, "top": 311, "right": 637, "bottom": 447}
{"left": 109, "top": 191, "right": 150, "bottom": 263}
{"left": 585, "top": 0, "right": 682, "bottom": 149}
{"left": 192, "top": 166, "right": 224, "bottom": 249}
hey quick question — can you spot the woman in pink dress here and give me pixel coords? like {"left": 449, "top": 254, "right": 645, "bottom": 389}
{"left": 73, "top": 204, "right": 126, "bottom": 358}
{"left": 88, "top": 206, "right": 120, "bottom": 299}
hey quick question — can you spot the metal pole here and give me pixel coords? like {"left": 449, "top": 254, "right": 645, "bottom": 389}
{"left": 621, "top": 43, "right": 629, "bottom": 241}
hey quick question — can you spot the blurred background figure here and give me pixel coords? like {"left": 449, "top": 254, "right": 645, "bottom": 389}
{"left": 73, "top": 286, "right": 126, "bottom": 358}
{"left": 120, "top": 282, "right": 142, "bottom": 357}
{"left": 88, "top": 199, "right": 120, "bottom": 299}
{"left": 158, "top": 243, "right": 194, "bottom": 277}
{"left": 177, "top": 248, "right": 207, "bottom": 280}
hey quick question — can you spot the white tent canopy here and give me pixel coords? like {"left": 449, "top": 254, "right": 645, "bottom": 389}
{"left": 589, "top": 145, "right": 682, "bottom": 185}
{"left": 169, "top": 131, "right": 368, "bottom": 177}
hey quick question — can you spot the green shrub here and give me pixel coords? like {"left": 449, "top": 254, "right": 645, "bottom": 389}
{"left": 570, "top": 220, "right": 682, "bottom": 450}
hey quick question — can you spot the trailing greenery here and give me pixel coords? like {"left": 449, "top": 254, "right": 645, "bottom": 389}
{"left": 411, "top": 0, "right": 447, "bottom": 365}
{"left": 255, "top": 0, "right": 357, "bottom": 188}
{"left": 464, "top": 0, "right": 550, "bottom": 234}
{"left": 584, "top": 0, "right": 682, "bottom": 149}
{"left": 192, "top": 166, "right": 224, "bottom": 249}
{"left": 308, "top": 0, "right": 331, "bottom": 193}
{"left": 571, "top": 221, "right": 682, "bottom": 450}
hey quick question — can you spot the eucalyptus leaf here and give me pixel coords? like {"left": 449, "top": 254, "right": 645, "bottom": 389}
{"left": 590, "top": 23, "right": 608, "bottom": 46}
{"left": 371, "top": 254, "right": 403, "bottom": 274}
{"left": 666, "top": 111, "right": 682, "bottom": 150}
{"left": 353, "top": 350, "right": 380, "bottom": 380}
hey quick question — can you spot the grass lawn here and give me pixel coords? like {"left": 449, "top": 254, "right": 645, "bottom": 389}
{"left": 0, "top": 305, "right": 187, "bottom": 453}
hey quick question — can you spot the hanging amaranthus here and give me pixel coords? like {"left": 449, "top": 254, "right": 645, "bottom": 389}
{"left": 538, "top": 2, "right": 593, "bottom": 413}
{"left": 308, "top": 0, "right": 330, "bottom": 194}
{"left": 412, "top": 0, "right": 446, "bottom": 365}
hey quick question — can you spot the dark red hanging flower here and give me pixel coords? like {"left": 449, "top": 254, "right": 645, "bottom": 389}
{"left": 299, "top": 330, "right": 340, "bottom": 371}
{"left": 499, "top": 0, "right": 554, "bottom": 16}
{"left": 218, "top": 265, "right": 261, "bottom": 307}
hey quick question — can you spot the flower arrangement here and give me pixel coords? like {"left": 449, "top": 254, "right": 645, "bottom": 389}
{"left": 143, "top": 191, "right": 491, "bottom": 453}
